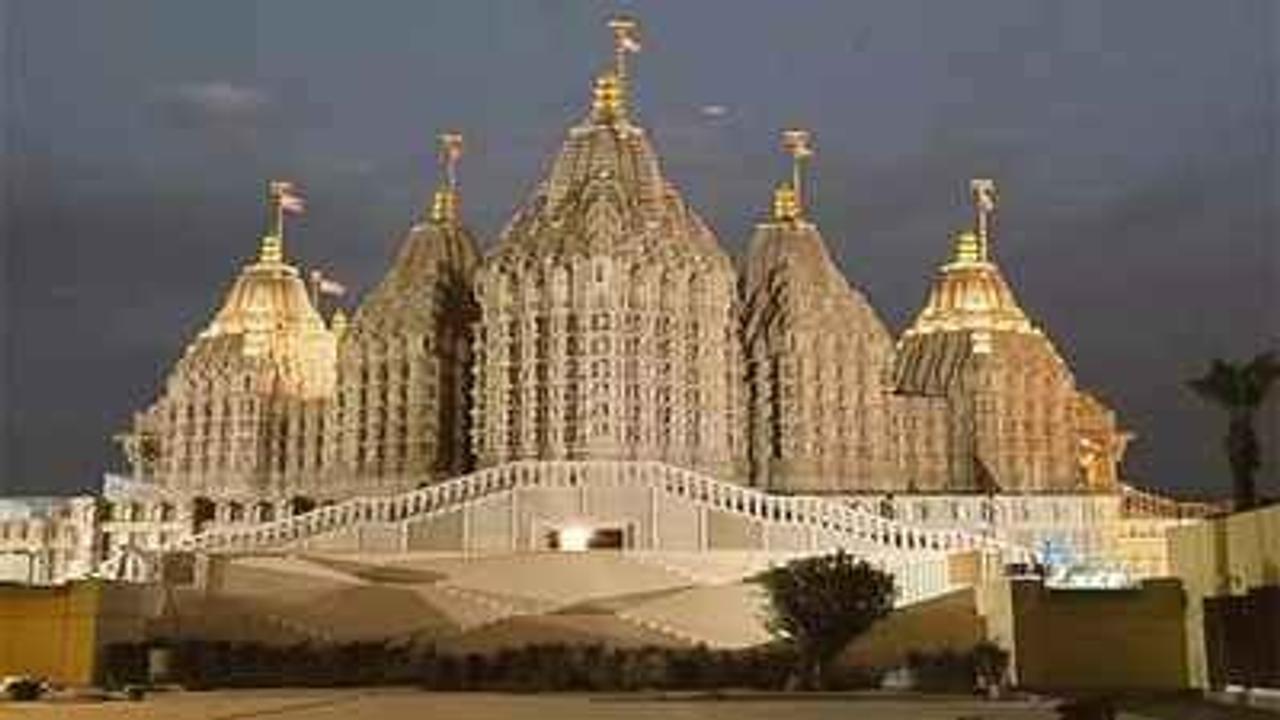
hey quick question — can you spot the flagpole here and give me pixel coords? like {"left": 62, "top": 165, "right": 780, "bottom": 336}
{"left": 309, "top": 270, "right": 322, "bottom": 309}
{"left": 268, "top": 181, "right": 284, "bottom": 239}
{"left": 970, "top": 178, "right": 995, "bottom": 262}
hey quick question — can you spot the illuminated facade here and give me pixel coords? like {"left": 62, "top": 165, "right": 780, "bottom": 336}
{"left": 472, "top": 70, "right": 745, "bottom": 479}
{"left": 117, "top": 187, "right": 337, "bottom": 501}
{"left": 1, "top": 16, "right": 1208, "bottom": 590}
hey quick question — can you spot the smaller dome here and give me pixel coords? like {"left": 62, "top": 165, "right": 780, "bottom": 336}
{"left": 183, "top": 231, "right": 336, "bottom": 399}
{"left": 903, "top": 230, "right": 1036, "bottom": 337}
{"left": 201, "top": 242, "right": 329, "bottom": 345}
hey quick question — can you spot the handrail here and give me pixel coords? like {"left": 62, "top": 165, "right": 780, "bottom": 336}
{"left": 171, "top": 461, "right": 1032, "bottom": 565}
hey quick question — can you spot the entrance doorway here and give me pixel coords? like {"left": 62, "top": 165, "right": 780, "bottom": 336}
{"left": 546, "top": 525, "right": 628, "bottom": 551}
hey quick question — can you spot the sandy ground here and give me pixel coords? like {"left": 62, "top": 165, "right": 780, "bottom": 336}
{"left": 0, "top": 688, "right": 1089, "bottom": 720}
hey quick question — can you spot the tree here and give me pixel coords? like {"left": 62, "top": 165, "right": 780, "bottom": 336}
{"left": 757, "top": 550, "right": 896, "bottom": 689}
{"left": 1187, "top": 351, "right": 1280, "bottom": 511}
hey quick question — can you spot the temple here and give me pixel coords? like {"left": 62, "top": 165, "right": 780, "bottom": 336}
{"left": 1, "top": 18, "right": 1208, "bottom": 625}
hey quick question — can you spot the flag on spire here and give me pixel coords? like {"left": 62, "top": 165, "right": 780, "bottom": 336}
{"left": 309, "top": 269, "right": 346, "bottom": 298}
{"left": 971, "top": 178, "right": 997, "bottom": 214}
{"left": 610, "top": 15, "right": 641, "bottom": 54}
{"left": 271, "top": 180, "right": 306, "bottom": 215}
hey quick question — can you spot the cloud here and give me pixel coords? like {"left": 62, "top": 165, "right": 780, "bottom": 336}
{"left": 153, "top": 81, "right": 273, "bottom": 129}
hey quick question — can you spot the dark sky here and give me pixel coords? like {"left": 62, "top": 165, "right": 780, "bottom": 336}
{"left": 1, "top": 0, "right": 1276, "bottom": 499}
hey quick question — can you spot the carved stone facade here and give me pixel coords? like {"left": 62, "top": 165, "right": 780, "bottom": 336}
{"left": 743, "top": 185, "right": 898, "bottom": 493}
{"left": 119, "top": 229, "right": 337, "bottom": 500}
{"left": 112, "top": 23, "right": 1130, "bottom": 511}
{"left": 472, "top": 75, "right": 745, "bottom": 480}
{"left": 329, "top": 181, "right": 480, "bottom": 496}
{"left": 893, "top": 224, "right": 1084, "bottom": 493}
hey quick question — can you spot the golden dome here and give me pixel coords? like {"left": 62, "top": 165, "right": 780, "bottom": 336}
{"left": 905, "top": 239, "right": 1035, "bottom": 336}
{"left": 184, "top": 224, "right": 336, "bottom": 399}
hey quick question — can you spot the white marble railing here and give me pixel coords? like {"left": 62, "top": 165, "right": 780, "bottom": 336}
{"left": 172, "top": 461, "right": 1032, "bottom": 565}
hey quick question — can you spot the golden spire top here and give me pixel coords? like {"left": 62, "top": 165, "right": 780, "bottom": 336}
{"left": 430, "top": 132, "right": 464, "bottom": 224}
{"left": 772, "top": 183, "right": 801, "bottom": 223}
{"left": 969, "top": 177, "right": 997, "bottom": 262}
{"left": 591, "top": 16, "right": 640, "bottom": 125}
{"left": 261, "top": 180, "right": 305, "bottom": 264}
{"left": 952, "top": 229, "right": 982, "bottom": 263}
{"left": 781, "top": 129, "right": 814, "bottom": 215}
{"left": 591, "top": 72, "right": 624, "bottom": 123}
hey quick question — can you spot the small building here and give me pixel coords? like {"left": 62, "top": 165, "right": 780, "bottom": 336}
{"left": 978, "top": 577, "right": 1188, "bottom": 691}
{"left": 1168, "top": 503, "right": 1280, "bottom": 692}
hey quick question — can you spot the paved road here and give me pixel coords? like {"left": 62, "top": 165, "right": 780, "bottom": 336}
{"left": 0, "top": 687, "right": 1241, "bottom": 720}
{"left": 0, "top": 689, "right": 1075, "bottom": 720}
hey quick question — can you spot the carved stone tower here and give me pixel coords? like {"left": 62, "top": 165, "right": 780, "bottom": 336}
{"left": 329, "top": 134, "right": 481, "bottom": 495}
{"left": 472, "top": 18, "right": 746, "bottom": 479}
{"left": 119, "top": 182, "right": 337, "bottom": 499}
{"left": 742, "top": 132, "right": 898, "bottom": 492}
{"left": 894, "top": 180, "right": 1087, "bottom": 492}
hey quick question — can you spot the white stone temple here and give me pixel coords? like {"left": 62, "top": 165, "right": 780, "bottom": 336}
{"left": 0, "top": 18, "right": 1213, "bottom": 645}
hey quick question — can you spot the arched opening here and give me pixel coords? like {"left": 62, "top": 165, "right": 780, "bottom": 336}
{"left": 289, "top": 496, "right": 316, "bottom": 516}
{"left": 192, "top": 497, "right": 216, "bottom": 533}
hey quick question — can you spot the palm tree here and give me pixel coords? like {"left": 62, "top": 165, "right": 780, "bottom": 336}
{"left": 1187, "top": 351, "right": 1280, "bottom": 511}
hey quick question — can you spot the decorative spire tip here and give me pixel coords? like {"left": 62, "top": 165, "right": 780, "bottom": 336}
{"left": 969, "top": 177, "right": 997, "bottom": 261}
{"left": 780, "top": 129, "right": 814, "bottom": 216}
{"left": 592, "top": 15, "right": 640, "bottom": 125}
{"left": 431, "top": 132, "right": 464, "bottom": 224}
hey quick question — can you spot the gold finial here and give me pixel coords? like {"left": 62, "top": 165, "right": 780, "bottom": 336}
{"left": 781, "top": 129, "right": 814, "bottom": 214}
{"left": 430, "top": 132, "right": 464, "bottom": 224}
{"left": 952, "top": 229, "right": 982, "bottom": 264}
{"left": 591, "top": 72, "right": 624, "bottom": 123}
{"left": 969, "top": 178, "right": 997, "bottom": 261}
{"left": 772, "top": 183, "right": 801, "bottom": 223}
{"left": 592, "top": 15, "right": 640, "bottom": 124}
{"left": 261, "top": 180, "right": 304, "bottom": 264}
{"left": 439, "top": 132, "right": 463, "bottom": 190}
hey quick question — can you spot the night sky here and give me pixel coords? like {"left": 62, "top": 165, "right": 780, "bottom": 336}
{"left": 1, "top": 1, "right": 1276, "bottom": 498}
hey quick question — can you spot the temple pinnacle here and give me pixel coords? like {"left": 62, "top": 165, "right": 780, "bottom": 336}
{"left": 781, "top": 129, "right": 813, "bottom": 215}
{"left": 430, "top": 132, "right": 464, "bottom": 224}
{"left": 261, "top": 180, "right": 305, "bottom": 264}
{"left": 590, "top": 15, "right": 640, "bottom": 125}
{"left": 591, "top": 72, "right": 625, "bottom": 123}
{"left": 969, "top": 177, "right": 997, "bottom": 261}
{"left": 772, "top": 184, "right": 801, "bottom": 223}
{"left": 608, "top": 15, "right": 641, "bottom": 88}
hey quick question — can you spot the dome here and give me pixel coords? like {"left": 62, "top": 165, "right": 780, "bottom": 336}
{"left": 182, "top": 228, "right": 336, "bottom": 399}
{"left": 904, "top": 235, "right": 1036, "bottom": 337}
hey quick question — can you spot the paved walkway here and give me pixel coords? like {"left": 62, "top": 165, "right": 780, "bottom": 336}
{"left": 0, "top": 688, "right": 1273, "bottom": 720}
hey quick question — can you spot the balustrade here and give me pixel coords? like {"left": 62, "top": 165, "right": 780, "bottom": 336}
{"left": 170, "top": 460, "right": 1031, "bottom": 566}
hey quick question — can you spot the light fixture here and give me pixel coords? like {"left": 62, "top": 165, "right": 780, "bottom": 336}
{"left": 557, "top": 525, "right": 592, "bottom": 552}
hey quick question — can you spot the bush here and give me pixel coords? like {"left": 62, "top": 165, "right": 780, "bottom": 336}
{"left": 99, "top": 639, "right": 843, "bottom": 693}
{"left": 757, "top": 551, "right": 896, "bottom": 689}
{"left": 904, "top": 643, "right": 1010, "bottom": 694}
